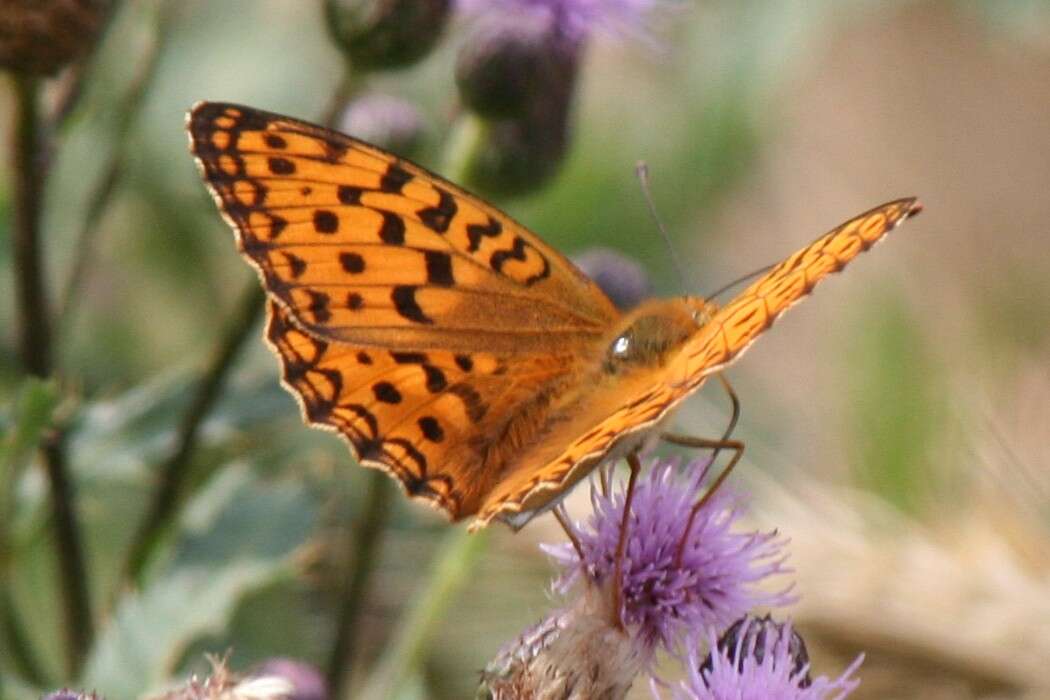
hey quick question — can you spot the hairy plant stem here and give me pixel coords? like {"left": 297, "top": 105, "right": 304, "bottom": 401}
{"left": 120, "top": 283, "right": 266, "bottom": 589}
{"left": 9, "top": 73, "right": 94, "bottom": 676}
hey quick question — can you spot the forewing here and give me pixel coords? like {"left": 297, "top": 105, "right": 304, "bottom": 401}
{"left": 187, "top": 102, "right": 618, "bottom": 354}
{"left": 473, "top": 198, "right": 923, "bottom": 527}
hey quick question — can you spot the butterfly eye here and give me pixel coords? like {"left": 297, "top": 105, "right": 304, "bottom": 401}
{"left": 611, "top": 335, "right": 631, "bottom": 357}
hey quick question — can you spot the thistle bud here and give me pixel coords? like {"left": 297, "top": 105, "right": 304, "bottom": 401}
{"left": 477, "top": 598, "right": 640, "bottom": 700}
{"left": 680, "top": 616, "right": 863, "bottom": 699}
{"left": 42, "top": 692, "right": 101, "bottom": 700}
{"left": 324, "top": 0, "right": 452, "bottom": 70}
{"left": 463, "top": 113, "right": 571, "bottom": 197}
{"left": 455, "top": 15, "right": 575, "bottom": 120}
{"left": 701, "top": 616, "right": 812, "bottom": 688}
{"left": 336, "top": 94, "right": 426, "bottom": 158}
{"left": 0, "top": 0, "right": 113, "bottom": 75}
{"left": 572, "top": 247, "right": 652, "bottom": 310}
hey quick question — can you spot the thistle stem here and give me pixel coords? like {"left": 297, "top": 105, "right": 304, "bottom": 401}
{"left": 357, "top": 529, "right": 489, "bottom": 700}
{"left": 325, "top": 470, "right": 393, "bottom": 697}
{"left": 120, "top": 283, "right": 266, "bottom": 590}
{"left": 8, "top": 73, "right": 94, "bottom": 676}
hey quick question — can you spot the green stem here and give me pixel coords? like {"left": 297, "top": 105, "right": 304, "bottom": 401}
{"left": 325, "top": 471, "right": 393, "bottom": 697}
{"left": 320, "top": 69, "right": 360, "bottom": 129}
{"left": 9, "top": 73, "right": 94, "bottom": 677}
{"left": 1, "top": 568, "right": 49, "bottom": 686}
{"left": 119, "top": 283, "right": 266, "bottom": 590}
{"left": 11, "top": 75, "right": 52, "bottom": 377}
{"left": 355, "top": 529, "right": 489, "bottom": 700}
{"left": 441, "top": 113, "right": 487, "bottom": 182}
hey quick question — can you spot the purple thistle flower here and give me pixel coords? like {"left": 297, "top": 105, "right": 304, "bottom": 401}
{"left": 674, "top": 617, "right": 863, "bottom": 700}
{"left": 254, "top": 658, "right": 327, "bottom": 700}
{"left": 459, "top": 0, "right": 669, "bottom": 46}
{"left": 544, "top": 459, "right": 795, "bottom": 662}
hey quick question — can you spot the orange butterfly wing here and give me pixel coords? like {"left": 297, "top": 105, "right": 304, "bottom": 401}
{"left": 473, "top": 198, "right": 923, "bottom": 526}
{"left": 187, "top": 102, "right": 617, "bottom": 353}
{"left": 187, "top": 102, "right": 618, "bottom": 518}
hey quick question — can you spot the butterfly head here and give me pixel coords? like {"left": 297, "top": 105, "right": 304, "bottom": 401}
{"left": 603, "top": 297, "right": 714, "bottom": 373}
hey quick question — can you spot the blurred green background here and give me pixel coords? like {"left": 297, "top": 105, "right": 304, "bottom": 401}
{"left": 2, "top": 1, "right": 1049, "bottom": 698}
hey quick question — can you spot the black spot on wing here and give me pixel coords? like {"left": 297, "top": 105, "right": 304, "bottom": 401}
{"left": 417, "top": 187, "right": 457, "bottom": 233}
{"left": 391, "top": 286, "right": 432, "bottom": 324}
{"left": 304, "top": 290, "right": 331, "bottom": 323}
{"left": 424, "top": 250, "right": 454, "bottom": 286}
{"left": 390, "top": 351, "right": 427, "bottom": 364}
{"left": 281, "top": 252, "right": 307, "bottom": 278}
{"left": 342, "top": 403, "right": 379, "bottom": 440}
{"left": 422, "top": 365, "right": 447, "bottom": 393}
{"left": 373, "top": 382, "right": 402, "bottom": 404}
{"left": 339, "top": 252, "right": 365, "bottom": 273}
{"left": 418, "top": 416, "right": 444, "bottom": 442}
{"left": 380, "top": 164, "right": 413, "bottom": 193}
{"left": 268, "top": 157, "right": 295, "bottom": 175}
{"left": 313, "top": 209, "right": 339, "bottom": 234}
{"left": 338, "top": 185, "right": 363, "bottom": 204}
{"left": 448, "top": 382, "right": 487, "bottom": 423}
{"left": 379, "top": 211, "right": 406, "bottom": 245}
{"left": 466, "top": 216, "right": 502, "bottom": 252}
{"left": 490, "top": 235, "right": 551, "bottom": 286}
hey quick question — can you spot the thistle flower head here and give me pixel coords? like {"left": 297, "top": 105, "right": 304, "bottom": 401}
{"left": 0, "top": 0, "right": 114, "bottom": 75}
{"left": 545, "top": 459, "right": 795, "bottom": 661}
{"left": 676, "top": 616, "right": 863, "bottom": 700}
{"left": 325, "top": 0, "right": 452, "bottom": 69}
{"left": 460, "top": 0, "right": 667, "bottom": 45}
{"left": 478, "top": 600, "right": 642, "bottom": 698}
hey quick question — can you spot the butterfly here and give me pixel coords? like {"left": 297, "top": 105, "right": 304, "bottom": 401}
{"left": 187, "top": 102, "right": 922, "bottom": 532}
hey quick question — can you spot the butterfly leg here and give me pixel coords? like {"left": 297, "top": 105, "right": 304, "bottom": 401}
{"left": 599, "top": 464, "right": 611, "bottom": 498}
{"left": 553, "top": 505, "right": 585, "bottom": 560}
{"left": 661, "top": 431, "right": 745, "bottom": 564}
{"left": 611, "top": 451, "right": 642, "bottom": 629}
{"left": 661, "top": 371, "right": 743, "bottom": 559}
{"left": 713, "top": 373, "right": 741, "bottom": 451}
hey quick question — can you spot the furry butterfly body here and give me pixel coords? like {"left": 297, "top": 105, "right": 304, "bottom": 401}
{"left": 187, "top": 102, "right": 921, "bottom": 530}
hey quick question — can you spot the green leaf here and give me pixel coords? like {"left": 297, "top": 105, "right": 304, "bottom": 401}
{"left": 81, "top": 464, "right": 318, "bottom": 697}
{"left": 0, "top": 377, "right": 60, "bottom": 514}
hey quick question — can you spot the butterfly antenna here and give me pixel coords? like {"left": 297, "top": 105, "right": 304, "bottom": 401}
{"left": 636, "top": 161, "right": 689, "bottom": 295}
{"left": 703, "top": 262, "right": 776, "bottom": 302}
